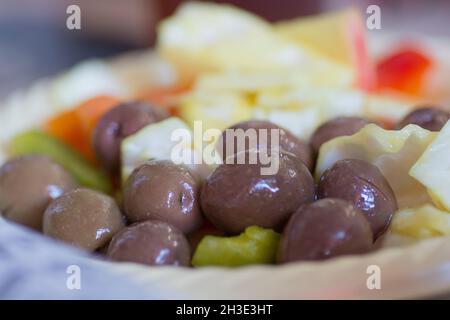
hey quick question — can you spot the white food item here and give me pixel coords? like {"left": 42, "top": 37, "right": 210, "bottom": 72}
{"left": 121, "top": 117, "right": 216, "bottom": 183}
{"left": 410, "top": 120, "right": 450, "bottom": 211}
{"left": 316, "top": 124, "right": 436, "bottom": 208}
{"left": 50, "top": 60, "right": 130, "bottom": 110}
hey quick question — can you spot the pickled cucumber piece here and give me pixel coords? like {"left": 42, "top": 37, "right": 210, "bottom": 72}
{"left": 9, "top": 130, "right": 112, "bottom": 193}
{"left": 192, "top": 226, "right": 280, "bottom": 267}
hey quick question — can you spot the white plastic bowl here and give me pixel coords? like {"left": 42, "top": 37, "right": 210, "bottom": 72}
{"left": 2, "top": 33, "right": 450, "bottom": 299}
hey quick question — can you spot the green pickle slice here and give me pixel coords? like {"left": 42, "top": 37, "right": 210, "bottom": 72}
{"left": 9, "top": 130, "right": 112, "bottom": 193}
{"left": 192, "top": 226, "right": 280, "bottom": 267}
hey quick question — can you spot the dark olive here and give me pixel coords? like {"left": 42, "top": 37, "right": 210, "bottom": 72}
{"left": 93, "top": 101, "right": 169, "bottom": 172}
{"left": 217, "top": 120, "right": 314, "bottom": 171}
{"left": 310, "top": 117, "right": 370, "bottom": 154}
{"left": 123, "top": 160, "right": 203, "bottom": 235}
{"left": 43, "top": 188, "right": 125, "bottom": 250}
{"left": 278, "top": 198, "right": 373, "bottom": 263}
{"left": 201, "top": 149, "right": 315, "bottom": 234}
{"left": 317, "top": 159, "right": 397, "bottom": 239}
{"left": 0, "top": 155, "right": 78, "bottom": 230}
{"left": 107, "top": 220, "right": 191, "bottom": 267}
{"left": 396, "top": 107, "right": 450, "bottom": 131}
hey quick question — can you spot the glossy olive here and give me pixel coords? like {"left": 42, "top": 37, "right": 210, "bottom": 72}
{"left": 310, "top": 117, "right": 370, "bottom": 154}
{"left": 396, "top": 107, "right": 450, "bottom": 131}
{"left": 218, "top": 120, "right": 314, "bottom": 171}
{"left": 278, "top": 198, "right": 373, "bottom": 263}
{"left": 123, "top": 160, "right": 203, "bottom": 235}
{"left": 317, "top": 159, "right": 397, "bottom": 239}
{"left": 43, "top": 188, "right": 125, "bottom": 250}
{"left": 107, "top": 220, "right": 191, "bottom": 266}
{"left": 201, "top": 150, "right": 315, "bottom": 234}
{"left": 93, "top": 101, "right": 169, "bottom": 172}
{"left": 0, "top": 155, "right": 77, "bottom": 230}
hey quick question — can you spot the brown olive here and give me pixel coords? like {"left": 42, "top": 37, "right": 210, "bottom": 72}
{"left": 93, "top": 101, "right": 169, "bottom": 172}
{"left": 0, "top": 155, "right": 78, "bottom": 230}
{"left": 43, "top": 188, "right": 125, "bottom": 250}
{"left": 217, "top": 120, "right": 314, "bottom": 171}
{"left": 201, "top": 149, "right": 315, "bottom": 234}
{"left": 396, "top": 107, "right": 450, "bottom": 131}
{"left": 107, "top": 220, "right": 191, "bottom": 267}
{"left": 310, "top": 117, "right": 370, "bottom": 154}
{"left": 123, "top": 160, "right": 203, "bottom": 235}
{"left": 278, "top": 198, "right": 373, "bottom": 263}
{"left": 317, "top": 159, "right": 397, "bottom": 239}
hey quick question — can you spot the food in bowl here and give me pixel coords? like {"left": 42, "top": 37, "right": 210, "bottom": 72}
{"left": 0, "top": 2, "right": 449, "bottom": 269}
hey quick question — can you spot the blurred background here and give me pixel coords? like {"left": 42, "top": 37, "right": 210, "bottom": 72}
{"left": 1, "top": 0, "right": 450, "bottom": 99}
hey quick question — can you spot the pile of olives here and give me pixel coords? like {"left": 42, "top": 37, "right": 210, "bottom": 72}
{"left": 1, "top": 102, "right": 448, "bottom": 267}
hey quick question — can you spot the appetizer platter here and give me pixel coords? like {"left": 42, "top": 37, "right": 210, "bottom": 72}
{"left": 1, "top": 2, "right": 450, "bottom": 299}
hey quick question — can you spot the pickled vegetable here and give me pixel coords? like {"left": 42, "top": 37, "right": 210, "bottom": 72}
{"left": 391, "top": 204, "right": 450, "bottom": 238}
{"left": 192, "top": 226, "right": 280, "bottom": 267}
{"left": 10, "top": 131, "right": 112, "bottom": 193}
{"left": 376, "top": 49, "right": 433, "bottom": 96}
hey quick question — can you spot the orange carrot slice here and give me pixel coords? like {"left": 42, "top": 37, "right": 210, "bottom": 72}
{"left": 45, "top": 95, "right": 120, "bottom": 162}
